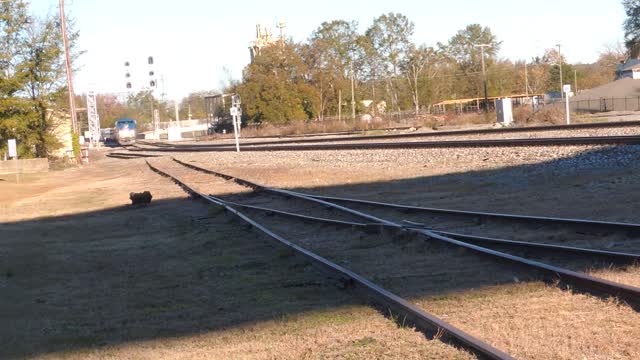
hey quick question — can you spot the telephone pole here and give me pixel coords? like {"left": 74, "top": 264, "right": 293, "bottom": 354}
{"left": 59, "top": 0, "right": 78, "bottom": 133}
{"left": 475, "top": 44, "right": 491, "bottom": 112}
{"left": 556, "top": 44, "right": 563, "bottom": 100}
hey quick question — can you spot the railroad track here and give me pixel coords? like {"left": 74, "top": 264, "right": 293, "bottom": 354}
{"left": 146, "top": 157, "right": 640, "bottom": 359}
{"left": 130, "top": 134, "right": 640, "bottom": 153}
{"left": 138, "top": 120, "right": 640, "bottom": 151}
{"left": 106, "top": 151, "right": 161, "bottom": 159}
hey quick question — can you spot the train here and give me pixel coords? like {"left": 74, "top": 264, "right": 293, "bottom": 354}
{"left": 114, "top": 118, "right": 137, "bottom": 145}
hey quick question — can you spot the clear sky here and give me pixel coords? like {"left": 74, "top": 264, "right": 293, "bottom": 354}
{"left": 29, "top": 0, "right": 626, "bottom": 100}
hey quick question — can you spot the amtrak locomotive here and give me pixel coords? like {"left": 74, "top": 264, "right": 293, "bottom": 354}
{"left": 114, "top": 118, "right": 137, "bottom": 145}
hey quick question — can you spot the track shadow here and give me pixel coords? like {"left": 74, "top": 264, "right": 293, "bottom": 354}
{"left": 2, "top": 144, "right": 640, "bottom": 358}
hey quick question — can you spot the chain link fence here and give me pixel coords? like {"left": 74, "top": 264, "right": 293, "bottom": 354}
{"left": 548, "top": 97, "right": 640, "bottom": 113}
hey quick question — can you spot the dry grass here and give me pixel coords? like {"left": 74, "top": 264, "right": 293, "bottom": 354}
{"left": 1, "top": 159, "right": 473, "bottom": 360}
{"left": 200, "top": 114, "right": 449, "bottom": 140}
{"left": 514, "top": 106, "right": 567, "bottom": 125}
{"left": 44, "top": 306, "right": 473, "bottom": 360}
{"left": 590, "top": 265, "right": 640, "bottom": 288}
{"left": 420, "top": 282, "right": 640, "bottom": 360}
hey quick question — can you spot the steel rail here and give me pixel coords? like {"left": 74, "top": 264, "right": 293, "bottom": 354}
{"left": 168, "top": 158, "right": 640, "bottom": 306}
{"left": 106, "top": 152, "right": 162, "bottom": 159}
{"left": 145, "top": 160, "right": 513, "bottom": 360}
{"left": 143, "top": 120, "right": 640, "bottom": 149}
{"left": 276, "top": 189, "right": 640, "bottom": 306}
{"left": 433, "top": 230, "right": 640, "bottom": 265}
{"left": 306, "top": 194, "right": 640, "bottom": 232}
{"left": 126, "top": 135, "right": 640, "bottom": 152}
{"left": 217, "top": 199, "right": 640, "bottom": 264}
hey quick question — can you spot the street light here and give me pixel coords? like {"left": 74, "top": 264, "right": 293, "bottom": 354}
{"left": 475, "top": 44, "right": 491, "bottom": 113}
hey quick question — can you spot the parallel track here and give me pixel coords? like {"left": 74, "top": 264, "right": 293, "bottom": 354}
{"left": 138, "top": 120, "right": 640, "bottom": 151}
{"left": 170, "top": 158, "right": 640, "bottom": 306}
{"left": 130, "top": 134, "right": 640, "bottom": 152}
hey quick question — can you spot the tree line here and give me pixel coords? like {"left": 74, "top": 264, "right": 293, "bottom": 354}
{"left": 225, "top": 13, "right": 625, "bottom": 124}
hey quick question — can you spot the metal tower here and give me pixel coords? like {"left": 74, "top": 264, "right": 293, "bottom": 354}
{"left": 87, "top": 90, "right": 100, "bottom": 146}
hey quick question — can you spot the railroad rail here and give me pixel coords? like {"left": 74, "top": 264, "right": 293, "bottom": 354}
{"left": 140, "top": 120, "right": 640, "bottom": 150}
{"left": 168, "top": 158, "right": 640, "bottom": 306}
{"left": 106, "top": 152, "right": 161, "bottom": 159}
{"left": 129, "top": 134, "right": 640, "bottom": 153}
{"left": 306, "top": 194, "right": 640, "bottom": 232}
{"left": 204, "top": 197, "right": 640, "bottom": 266}
{"left": 145, "top": 159, "right": 513, "bottom": 360}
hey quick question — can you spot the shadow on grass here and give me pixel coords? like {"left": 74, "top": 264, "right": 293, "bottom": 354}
{"left": 2, "top": 144, "right": 640, "bottom": 358}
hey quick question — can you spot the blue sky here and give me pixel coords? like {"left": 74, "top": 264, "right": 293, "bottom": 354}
{"left": 29, "top": 0, "right": 626, "bottom": 99}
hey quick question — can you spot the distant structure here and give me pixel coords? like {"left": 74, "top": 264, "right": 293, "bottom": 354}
{"left": 249, "top": 24, "right": 277, "bottom": 62}
{"left": 616, "top": 58, "right": 640, "bottom": 80}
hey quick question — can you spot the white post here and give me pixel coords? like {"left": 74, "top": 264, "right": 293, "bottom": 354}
{"left": 230, "top": 95, "right": 242, "bottom": 152}
{"left": 563, "top": 84, "right": 571, "bottom": 125}
{"left": 232, "top": 113, "right": 240, "bottom": 152}
{"left": 565, "top": 95, "right": 570, "bottom": 125}
{"left": 8, "top": 139, "right": 18, "bottom": 183}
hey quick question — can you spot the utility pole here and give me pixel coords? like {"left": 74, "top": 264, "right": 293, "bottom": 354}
{"left": 556, "top": 44, "right": 563, "bottom": 100}
{"left": 59, "top": 0, "right": 77, "bottom": 133}
{"left": 524, "top": 61, "right": 529, "bottom": 97}
{"left": 475, "top": 44, "right": 491, "bottom": 113}
{"left": 338, "top": 89, "right": 342, "bottom": 120}
{"left": 350, "top": 64, "right": 356, "bottom": 120}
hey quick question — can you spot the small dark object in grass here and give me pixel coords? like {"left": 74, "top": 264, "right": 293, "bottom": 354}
{"left": 130, "top": 191, "right": 152, "bottom": 206}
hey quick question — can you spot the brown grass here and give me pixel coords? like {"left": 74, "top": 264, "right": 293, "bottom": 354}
{"left": 1, "top": 159, "right": 473, "bottom": 360}
{"left": 590, "top": 265, "right": 640, "bottom": 288}
{"left": 420, "top": 282, "right": 640, "bottom": 360}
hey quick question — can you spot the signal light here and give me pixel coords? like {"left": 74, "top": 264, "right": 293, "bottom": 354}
{"left": 150, "top": 80, "right": 156, "bottom": 87}
{"left": 126, "top": 82, "right": 132, "bottom": 89}
{"left": 125, "top": 72, "right": 130, "bottom": 78}
{"left": 149, "top": 71, "right": 154, "bottom": 76}
{"left": 124, "top": 61, "right": 130, "bottom": 67}
{"left": 148, "top": 56, "right": 154, "bottom": 65}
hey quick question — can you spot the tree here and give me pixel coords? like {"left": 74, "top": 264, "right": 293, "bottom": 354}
{"left": 401, "top": 45, "right": 438, "bottom": 113}
{"left": 440, "top": 24, "right": 501, "bottom": 98}
{"left": 237, "top": 42, "right": 314, "bottom": 123}
{"left": 20, "top": 15, "right": 72, "bottom": 157}
{"left": 623, "top": 0, "right": 640, "bottom": 54}
{"left": 0, "top": 0, "right": 32, "bottom": 157}
{"left": 366, "top": 13, "right": 414, "bottom": 112}
{"left": 306, "top": 20, "right": 360, "bottom": 119}
{"left": 0, "top": 1, "right": 81, "bottom": 158}
{"left": 178, "top": 90, "right": 217, "bottom": 121}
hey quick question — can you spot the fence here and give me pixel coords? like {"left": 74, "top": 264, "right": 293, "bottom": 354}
{"left": 548, "top": 97, "right": 640, "bottom": 113}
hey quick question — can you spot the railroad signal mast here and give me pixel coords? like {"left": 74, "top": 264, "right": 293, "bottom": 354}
{"left": 124, "top": 56, "right": 160, "bottom": 139}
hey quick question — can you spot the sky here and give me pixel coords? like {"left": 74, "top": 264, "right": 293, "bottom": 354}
{"left": 29, "top": 0, "right": 627, "bottom": 100}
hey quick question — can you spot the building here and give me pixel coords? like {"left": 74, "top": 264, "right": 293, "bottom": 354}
{"left": 249, "top": 24, "right": 277, "bottom": 62}
{"left": 616, "top": 58, "right": 640, "bottom": 80}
